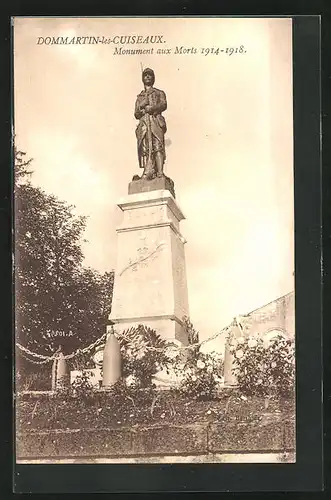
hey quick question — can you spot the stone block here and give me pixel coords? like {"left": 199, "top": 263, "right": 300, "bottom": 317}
{"left": 59, "top": 428, "right": 132, "bottom": 457}
{"left": 283, "top": 418, "right": 296, "bottom": 450}
{"left": 208, "top": 421, "right": 284, "bottom": 453}
{"left": 129, "top": 176, "right": 175, "bottom": 198}
{"left": 16, "top": 418, "right": 293, "bottom": 460}
{"left": 131, "top": 424, "right": 208, "bottom": 455}
{"left": 16, "top": 431, "right": 58, "bottom": 458}
{"left": 110, "top": 189, "right": 189, "bottom": 344}
{"left": 17, "top": 429, "right": 132, "bottom": 458}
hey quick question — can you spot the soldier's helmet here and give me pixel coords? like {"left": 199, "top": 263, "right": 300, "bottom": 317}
{"left": 142, "top": 68, "right": 155, "bottom": 85}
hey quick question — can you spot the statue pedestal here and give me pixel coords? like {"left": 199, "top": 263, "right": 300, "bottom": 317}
{"left": 110, "top": 189, "right": 189, "bottom": 345}
{"left": 128, "top": 175, "right": 175, "bottom": 198}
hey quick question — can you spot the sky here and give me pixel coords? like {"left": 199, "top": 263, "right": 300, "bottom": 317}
{"left": 13, "top": 17, "right": 294, "bottom": 352}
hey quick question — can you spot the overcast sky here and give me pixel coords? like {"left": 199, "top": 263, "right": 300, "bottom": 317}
{"left": 14, "top": 17, "right": 294, "bottom": 352}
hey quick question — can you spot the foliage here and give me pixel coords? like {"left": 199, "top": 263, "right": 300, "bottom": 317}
{"left": 160, "top": 318, "right": 224, "bottom": 401}
{"left": 174, "top": 350, "right": 224, "bottom": 401}
{"left": 71, "top": 371, "right": 95, "bottom": 402}
{"left": 117, "top": 325, "right": 170, "bottom": 388}
{"left": 105, "top": 378, "right": 156, "bottom": 404}
{"left": 230, "top": 333, "right": 295, "bottom": 397}
{"left": 183, "top": 316, "right": 199, "bottom": 347}
{"left": 14, "top": 147, "right": 114, "bottom": 374}
{"left": 13, "top": 145, "right": 33, "bottom": 184}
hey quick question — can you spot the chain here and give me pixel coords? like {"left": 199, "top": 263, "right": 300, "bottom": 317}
{"left": 16, "top": 331, "right": 108, "bottom": 363}
{"left": 16, "top": 316, "right": 251, "bottom": 362}
{"left": 16, "top": 316, "right": 293, "bottom": 364}
{"left": 16, "top": 325, "right": 229, "bottom": 362}
{"left": 16, "top": 343, "right": 53, "bottom": 360}
{"left": 17, "top": 349, "right": 53, "bottom": 365}
{"left": 116, "top": 324, "right": 233, "bottom": 353}
{"left": 61, "top": 332, "right": 108, "bottom": 360}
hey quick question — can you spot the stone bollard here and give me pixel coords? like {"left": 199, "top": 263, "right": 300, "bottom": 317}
{"left": 223, "top": 341, "right": 237, "bottom": 386}
{"left": 51, "top": 347, "right": 70, "bottom": 392}
{"left": 223, "top": 324, "right": 243, "bottom": 386}
{"left": 102, "top": 328, "right": 121, "bottom": 387}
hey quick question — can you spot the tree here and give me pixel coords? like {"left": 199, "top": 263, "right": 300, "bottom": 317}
{"left": 13, "top": 146, "right": 33, "bottom": 185}
{"left": 14, "top": 147, "right": 114, "bottom": 367}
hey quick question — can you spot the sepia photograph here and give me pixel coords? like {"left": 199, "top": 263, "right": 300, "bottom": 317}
{"left": 13, "top": 16, "right": 295, "bottom": 465}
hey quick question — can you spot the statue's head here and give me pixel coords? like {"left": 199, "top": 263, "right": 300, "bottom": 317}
{"left": 142, "top": 68, "right": 155, "bottom": 86}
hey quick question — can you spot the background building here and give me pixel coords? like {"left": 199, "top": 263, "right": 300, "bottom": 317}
{"left": 224, "top": 291, "right": 295, "bottom": 385}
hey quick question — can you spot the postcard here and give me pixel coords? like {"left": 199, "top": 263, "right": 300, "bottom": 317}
{"left": 13, "top": 16, "right": 295, "bottom": 465}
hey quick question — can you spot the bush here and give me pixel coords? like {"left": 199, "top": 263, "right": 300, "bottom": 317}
{"left": 230, "top": 333, "right": 295, "bottom": 397}
{"left": 174, "top": 350, "right": 224, "bottom": 401}
{"left": 117, "top": 325, "right": 170, "bottom": 388}
{"left": 70, "top": 370, "right": 95, "bottom": 402}
{"left": 182, "top": 316, "right": 199, "bottom": 349}
{"left": 107, "top": 379, "right": 156, "bottom": 404}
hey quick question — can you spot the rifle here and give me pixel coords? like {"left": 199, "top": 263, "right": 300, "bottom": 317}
{"left": 140, "top": 62, "right": 154, "bottom": 178}
{"left": 144, "top": 103, "right": 154, "bottom": 178}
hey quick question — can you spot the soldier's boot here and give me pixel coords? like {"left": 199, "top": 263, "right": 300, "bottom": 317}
{"left": 155, "top": 152, "right": 164, "bottom": 178}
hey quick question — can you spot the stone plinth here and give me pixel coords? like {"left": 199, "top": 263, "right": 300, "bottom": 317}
{"left": 129, "top": 176, "right": 175, "bottom": 199}
{"left": 110, "top": 189, "right": 189, "bottom": 344}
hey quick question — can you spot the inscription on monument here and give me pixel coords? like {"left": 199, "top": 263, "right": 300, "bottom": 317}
{"left": 119, "top": 241, "right": 166, "bottom": 276}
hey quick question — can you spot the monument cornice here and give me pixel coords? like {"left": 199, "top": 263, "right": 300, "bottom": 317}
{"left": 117, "top": 189, "right": 185, "bottom": 222}
{"left": 116, "top": 220, "right": 187, "bottom": 244}
{"left": 111, "top": 314, "right": 186, "bottom": 328}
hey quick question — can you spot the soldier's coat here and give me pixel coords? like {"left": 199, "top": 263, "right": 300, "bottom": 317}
{"left": 134, "top": 87, "right": 167, "bottom": 168}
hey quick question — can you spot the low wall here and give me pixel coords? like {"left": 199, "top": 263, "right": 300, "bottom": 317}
{"left": 16, "top": 418, "right": 295, "bottom": 460}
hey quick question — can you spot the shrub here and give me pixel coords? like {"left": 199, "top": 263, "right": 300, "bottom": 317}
{"left": 72, "top": 379, "right": 157, "bottom": 416}
{"left": 182, "top": 316, "right": 199, "bottom": 350}
{"left": 68, "top": 352, "right": 95, "bottom": 371}
{"left": 70, "top": 370, "right": 95, "bottom": 402}
{"left": 174, "top": 350, "right": 224, "bottom": 401}
{"left": 117, "top": 325, "right": 170, "bottom": 388}
{"left": 109, "top": 379, "right": 156, "bottom": 403}
{"left": 230, "top": 333, "right": 295, "bottom": 397}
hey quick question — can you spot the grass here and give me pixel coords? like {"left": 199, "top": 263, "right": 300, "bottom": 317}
{"left": 16, "top": 388, "right": 295, "bottom": 433}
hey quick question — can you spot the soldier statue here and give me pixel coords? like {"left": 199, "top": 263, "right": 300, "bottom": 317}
{"left": 134, "top": 68, "right": 167, "bottom": 180}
